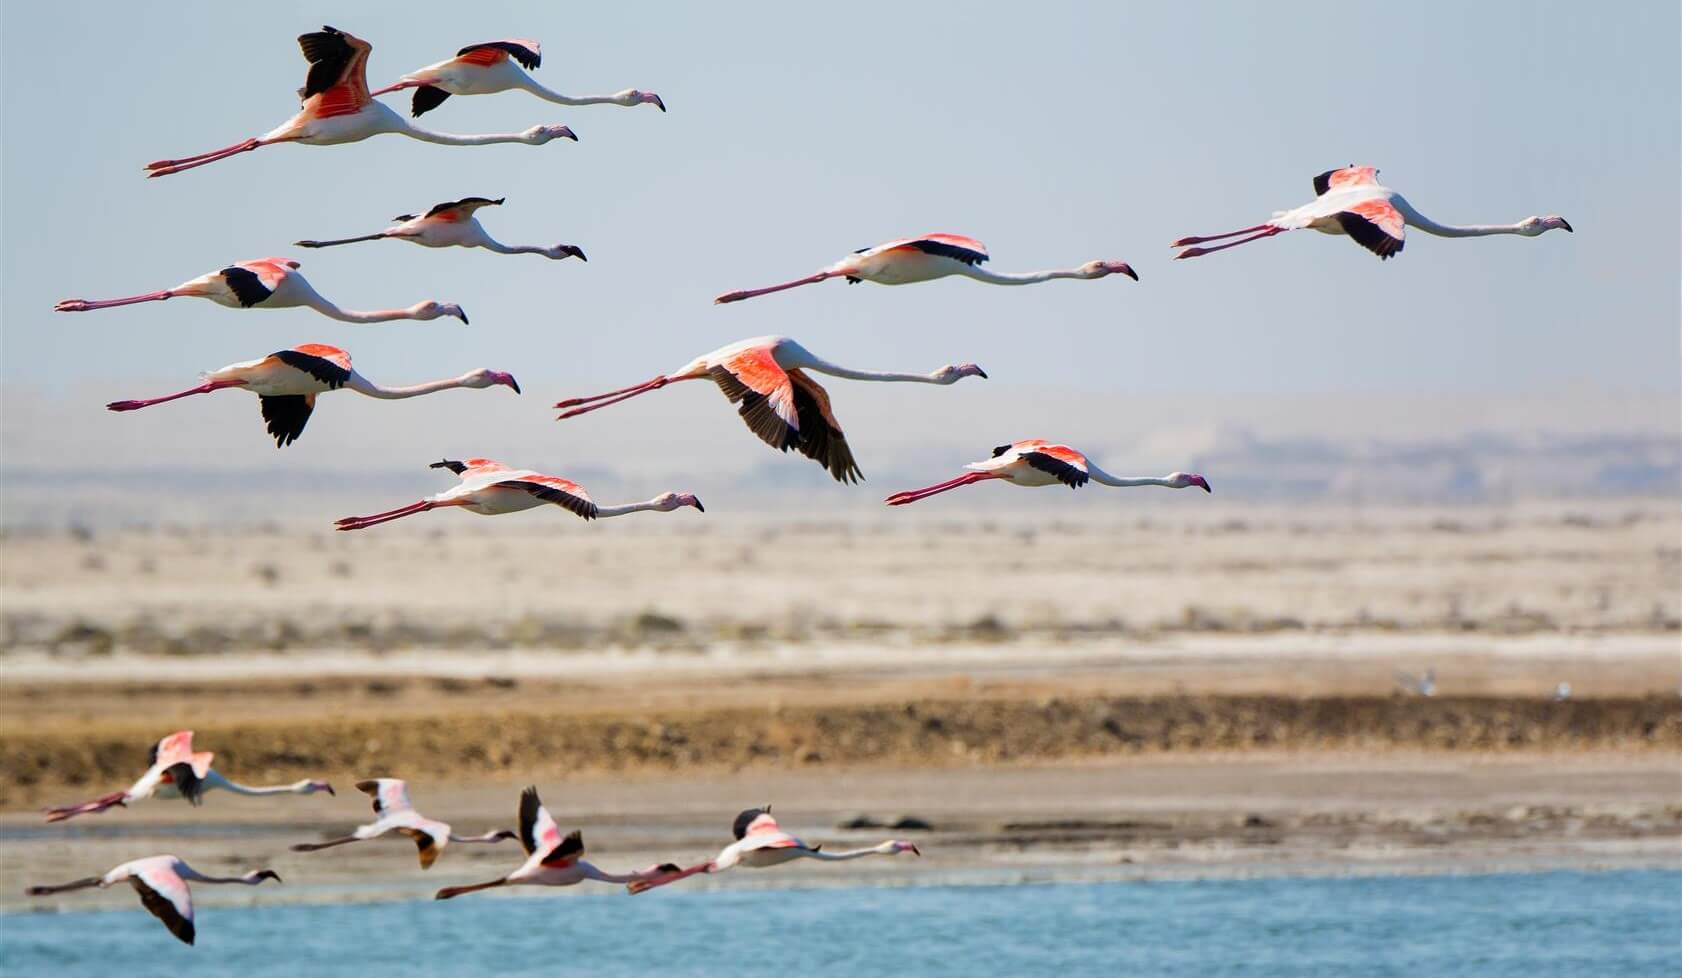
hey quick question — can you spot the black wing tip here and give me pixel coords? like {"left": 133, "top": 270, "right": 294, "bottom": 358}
{"left": 411, "top": 85, "right": 451, "bottom": 117}
{"left": 429, "top": 459, "right": 467, "bottom": 473}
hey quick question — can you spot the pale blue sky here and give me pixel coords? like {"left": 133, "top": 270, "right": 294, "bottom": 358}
{"left": 1, "top": 1, "right": 1677, "bottom": 506}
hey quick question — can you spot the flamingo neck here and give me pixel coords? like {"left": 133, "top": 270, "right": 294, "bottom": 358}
{"left": 1389, "top": 198, "right": 1526, "bottom": 238}
{"left": 205, "top": 771, "right": 317, "bottom": 796}
{"left": 594, "top": 498, "right": 669, "bottom": 519}
{"left": 477, "top": 235, "right": 550, "bottom": 256}
{"left": 305, "top": 295, "right": 428, "bottom": 324}
{"left": 793, "top": 353, "right": 947, "bottom": 384}
{"left": 393, "top": 117, "right": 534, "bottom": 146}
{"left": 957, "top": 265, "right": 1085, "bottom": 286}
{"left": 347, "top": 372, "right": 475, "bottom": 399}
{"left": 1088, "top": 466, "right": 1174, "bottom": 488}
{"left": 804, "top": 843, "right": 896, "bottom": 861}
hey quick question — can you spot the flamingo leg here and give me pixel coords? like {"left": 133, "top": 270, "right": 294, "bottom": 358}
{"left": 1174, "top": 227, "right": 1284, "bottom": 260}
{"left": 43, "top": 791, "right": 128, "bottom": 823}
{"left": 369, "top": 81, "right": 421, "bottom": 98}
{"left": 626, "top": 862, "right": 710, "bottom": 895}
{"left": 713, "top": 272, "right": 835, "bottom": 305}
{"left": 290, "top": 836, "right": 360, "bottom": 852}
{"left": 145, "top": 138, "right": 262, "bottom": 169}
{"left": 1169, "top": 224, "right": 1274, "bottom": 247}
{"left": 884, "top": 472, "right": 1001, "bottom": 506}
{"left": 553, "top": 375, "right": 672, "bottom": 411}
{"left": 26, "top": 876, "right": 104, "bottom": 896}
{"left": 335, "top": 501, "right": 437, "bottom": 532}
{"left": 55, "top": 290, "right": 177, "bottom": 313}
{"left": 435, "top": 878, "right": 508, "bottom": 900}
{"left": 145, "top": 139, "right": 271, "bottom": 178}
{"left": 108, "top": 380, "right": 245, "bottom": 412}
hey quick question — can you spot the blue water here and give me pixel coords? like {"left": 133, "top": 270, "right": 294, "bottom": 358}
{"left": 4, "top": 870, "right": 1678, "bottom": 977}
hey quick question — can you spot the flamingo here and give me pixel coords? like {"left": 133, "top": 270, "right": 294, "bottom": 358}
{"left": 628, "top": 806, "right": 919, "bottom": 895}
{"left": 143, "top": 27, "right": 576, "bottom": 179}
{"left": 335, "top": 458, "right": 703, "bottom": 532}
{"left": 54, "top": 257, "right": 467, "bottom": 325}
{"left": 296, "top": 197, "right": 585, "bottom": 261}
{"left": 885, "top": 440, "right": 1211, "bottom": 506}
{"left": 713, "top": 234, "right": 1136, "bottom": 304}
{"left": 105, "top": 344, "right": 518, "bottom": 447}
{"left": 27, "top": 856, "right": 280, "bottom": 946}
{"left": 42, "top": 731, "right": 333, "bottom": 823}
{"left": 369, "top": 39, "right": 665, "bottom": 117}
{"left": 554, "top": 336, "right": 988, "bottom": 483}
{"left": 1171, "top": 165, "right": 1573, "bottom": 261}
{"left": 291, "top": 779, "right": 516, "bottom": 869}
{"left": 434, "top": 786, "right": 680, "bottom": 899}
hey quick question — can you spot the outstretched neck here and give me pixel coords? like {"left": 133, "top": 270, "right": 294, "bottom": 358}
{"left": 1390, "top": 198, "right": 1526, "bottom": 238}
{"left": 1088, "top": 465, "right": 1174, "bottom": 488}
{"left": 347, "top": 372, "right": 476, "bottom": 399}
{"left": 807, "top": 844, "right": 897, "bottom": 861}
{"left": 395, "top": 117, "right": 532, "bottom": 147}
{"left": 516, "top": 75, "right": 618, "bottom": 106}
{"left": 477, "top": 236, "right": 550, "bottom": 256}
{"left": 797, "top": 354, "right": 945, "bottom": 384}
{"left": 306, "top": 297, "right": 429, "bottom": 324}
{"left": 958, "top": 265, "right": 1083, "bottom": 286}
{"left": 595, "top": 498, "right": 669, "bottom": 518}
{"left": 205, "top": 771, "right": 317, "bottom": 796}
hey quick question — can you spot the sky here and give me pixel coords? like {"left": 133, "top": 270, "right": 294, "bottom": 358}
{"left": 1, "top": 1, "right": 1677, "bottom": 520}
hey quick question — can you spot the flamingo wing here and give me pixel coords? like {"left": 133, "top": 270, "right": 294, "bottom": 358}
{"left": 297, "top": 26, "right": 372, "bottom": 117}
{"left": 421, "top": 197, "right": 505, "bottom": 222}
{"left": 274, "top": 345, "right": 352, "bottom": 389}
{"left": 732, "top": 807, "right": 778, "bottom": 840}
{"left": 430, "top": 458, "right": 514, "bottom": 480}
{"left": 259, "top": 394, "right": 317, "bottom": 448}
{"left": 1337, "top": 198, "right": 1406, "bottom": 259}
{"left": 126, "top": 860, "right": 195, "bottom": 945}
{"left": 1018, "top": 447, "right": 1090, "bottom": 488}
{"left": 218, "top": 266, "right": 277, "bottom": 308}
{"left": 709, "top": 347, "right": 801, "bottom": 451}
{"left": 540, "top": 829, "right": 585, "bottom": 868}
{"left": 456, "top": 39, "right": 541, "bottom": 70}
{"left": 393, "top": 818, "right": 449, "bottom": 869}
{"left": 498, "top": 475, "right": 599, "bottom": 520}
{"left": 786, "top": 370, "right": 862, "bottom": 483}
{"left": 356, "top": 779, "right": 414, "bottom": 817}
{"left": 517, "top": 786, "right": 563, "bottom": 858}
{"left": 1312, "top": 165, "right": 1381, "bottom": 196}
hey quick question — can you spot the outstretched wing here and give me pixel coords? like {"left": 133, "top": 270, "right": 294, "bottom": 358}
{"left": 274, "top": 345, "right": 352, "bottom": 388}
{"left": 297, "top": 26, "right": 372, "bottom": 117}
{"left": 1337, "top": 198, "right": 1405, "bottom": 259}
{"left": 1018, "top": 444, "right": 1090, "bottom": 488}
{"left": 498, "top": 475, "right": 599, "bottom": 520}
{"left": 787, "top": 370, "right": 861, "bottom": 483}
{"left": 126, "top": 861, "right": 195, "bottom": 946}
{"left": 430, "top": 458, "right": 513, "bottom": 480}
{"left": 1313, "top": 165, "right": 1381, "bottom": 197}
{"left": 422, "top": 197, "right": 507, "bottom": 222}
{"left": 732, "top": 807, "right": 777, "bottom": 840}
{"left": 541, "top": 829, "right": 585, "bottom": 867}
{"left": 259, "top": 395, "right": 317, "bottom": 448}
{"left": 356, "top": 779, "right": 414, "bottom": 817}
{"left": 517, "top": 785, "right": 562, "bottom": 858}
{"left": 710, "top": 347, "right": 800, "bottom": 451}
{"left": 456, "top": 39, "right": 541, "bottom": 70}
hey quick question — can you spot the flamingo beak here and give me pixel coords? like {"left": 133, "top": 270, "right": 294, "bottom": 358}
{"left": 1195, "top": 477, "right": 1212, "bottom": 493}
{"left": 1115, "top": 263, "right": 1139, "bottom": 281}
{"left": 558, "top": 126, "right": 578, "bottom": 141}
{"left": 648, "top": 93, "right": 666, "bottom": 112}
{"left": 564, "top": 246, "right": 587, "bottom": 262}
{"left": 494, "top": 372, "right": 521, "bottom": 394}
{"left": 1559, "top": 219, "right": 1574, "bottom": 233}
{"left": 687, "top": 496, "right": 705, "bottom": 513}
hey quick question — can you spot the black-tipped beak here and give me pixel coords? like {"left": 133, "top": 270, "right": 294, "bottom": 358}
{"left": 651, "top": 94, "right": 667, "bottom": 112}
{"left": 569, "top": 246, "right": 588, "bottom": 262}
{"left": 323, "top": 784, "right": 336, "bottom": 796}
{"left": 1560, "top": 219, "right": 1573, "bottom": 233}
{"left": 1120, "top": 264, "right": 1139, "bottom": 281}
{"left": 457, "top": 311, "right": 470, "bottom": 326}
{"left": 560, "top": 127, "right": 578, "bottom": 141}
{"left": 976, "top": 368, "right": 989, "bottom": 379}
{"left": 691, "top": 498, "right": 705, "bottom": 513}
{"left": 505, "top": 375, "right": 522, "bottom": 395}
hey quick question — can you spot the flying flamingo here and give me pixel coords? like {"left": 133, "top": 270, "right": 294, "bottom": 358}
{"left": 106, "top": 344, "right": 518, "bottom": 447}
{"left": 885, "top": 440, "right": 1211, "bottom": 506}
{"left": 297, "top": 196, "right": 585, "bottom": 261}
{"left": 434, "top": 786, "right": 680, "bottom": 899}
{"left": 27, "top": 856, "right": 280, "bottom": 946}
{"left": 143, "top": 27, "right": 576, "bottom": 179}
{"left": 554, "top": 335, "right": 988, "bottom": 482}
{"left": 1171, "top": 165, "right": 1573, "bottom": 261}
{"left": 713, "top": 234, "right": 1136, "bottom": 304}
{"left": 43, "top": 731, "right": 333, "bottom": 823}
{"left": 335, "top": 458, "right": 703, "bottom": 532}
{"left": 628, "top": 806, "right": 920, "bottom": 894}
{"left": 369, "top": 39, "right": 665, "bottom": 117}
{"left": 291, "top": 779, "right": 516, "bottom": 869}
{"left": 54, "top": 257, "right": 467, "bottom": 325}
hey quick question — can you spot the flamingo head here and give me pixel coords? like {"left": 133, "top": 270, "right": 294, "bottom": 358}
{"left": 525, "top": 125, "right": 578, "bottom": 144}
{"left": 465, "top": 369, "right": 521, "bottom": 394}
{"left": 615, "top": 89, "right": 665, "bottom": 111}
{"left": 1518, "top": 215, "right": 1573, "bottom": 236}
{"left": 887, "top": 840, "right": 921, "bottom": 856}
{"left": 302, "top": 780, "right": 335, "bottom": 796}
{"left": 933, "top": 363, "right": 988, "bottom": 384}
{"left": 414, "top": 301, "right": 469, "bottom": 324}
{"left": 1167, "top": 472, "right": 1212, "bottom": 493}
{"left": 546, "top": 244, "right": 587, "bottom": 262}
{"left": 490, "top": 829, "right": 520, "bottom": 842}
{"left": 246, "top": 869, "right": 283, "bottom": 884}
{"left": 1079, "top": 260, "right": 1139, "bottom": 281}
{"left": 654, "top": 492, "right": 705, "bottom": 513}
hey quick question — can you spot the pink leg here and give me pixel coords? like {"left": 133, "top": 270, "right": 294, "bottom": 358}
{"left": 108, "top": 380, "right": 244, "bottom": 412}
{"left": 553, "top": 375, "right": 671, "bottom": 410}
{"left": 554, "top": 375, "right": 705, "bottom": 418}
{"left": 713, "top": 272, "right": 834, "bottom": 305}
{"left": 884, "top": 472, "right": 1000, "bottom": 506}
{"left": 335, "top": 500, "right": 437, "bottom": 532}
{"left": 1173, "top": 226, "right": 1285, "bottom": 260}
{"left": 626, "top": 862, "right": 710, "bottom": 895}
{"left": 43, "top": 791, "right": 128, "bottom": 823}
{"left": 368, "top": 81, "right": 420, "bottom": 98}
{"left": 145, "top": 139, "right": 268, "bottom": 178}
{"left": 1170, "top": 224, "right": 1273, "bottom": 247}
{"left": 55, "top": 290, "right": 176, "bottom": 313}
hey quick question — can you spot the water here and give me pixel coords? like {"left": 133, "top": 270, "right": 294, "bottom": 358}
{"left": 4, "top": 870, "right": 1678, "bottom": 977}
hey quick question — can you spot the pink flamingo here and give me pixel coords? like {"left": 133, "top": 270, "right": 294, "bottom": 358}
{"left": 714, "top": 234, "right": 1136, "bottom": 304}
{"left": 297, "top": 196, "right": 585, "bottom": 261}
{"left": 43, "top": 731, "right": 333, "bottom": 822}
{"left": 554, "top": 335, "right": 988, "bottom": 483}
{"left": 369, "top": 39, "right": 664, "bottom": 117}
{"left": 144, "top": 27, "right": 575, "bottom": 179}
{"left": 291, "top": 779, "right": 516, "bottom": 869}
{"left": 335, "top": 458, "right": 703, "bottom": 532}
{"left": 435, "top": 786, "right": 680, "bottom": 899}
{"left": 27, "top": 856, "right": 280, "bottom": 946}
{"left": 1172, "top": 165, "right": 1572, "bottom": 261}
{"left": 629, "top": 806, "right": 920, "bottom": 894}
{"left": 886, "top": 440, "right": 1211, "bottom": 506}
{"left": 54, "top": 257, "right": 467, "bottom": 325}
{"left": 105, "top": 344, "right": 517, "bottom": 447}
